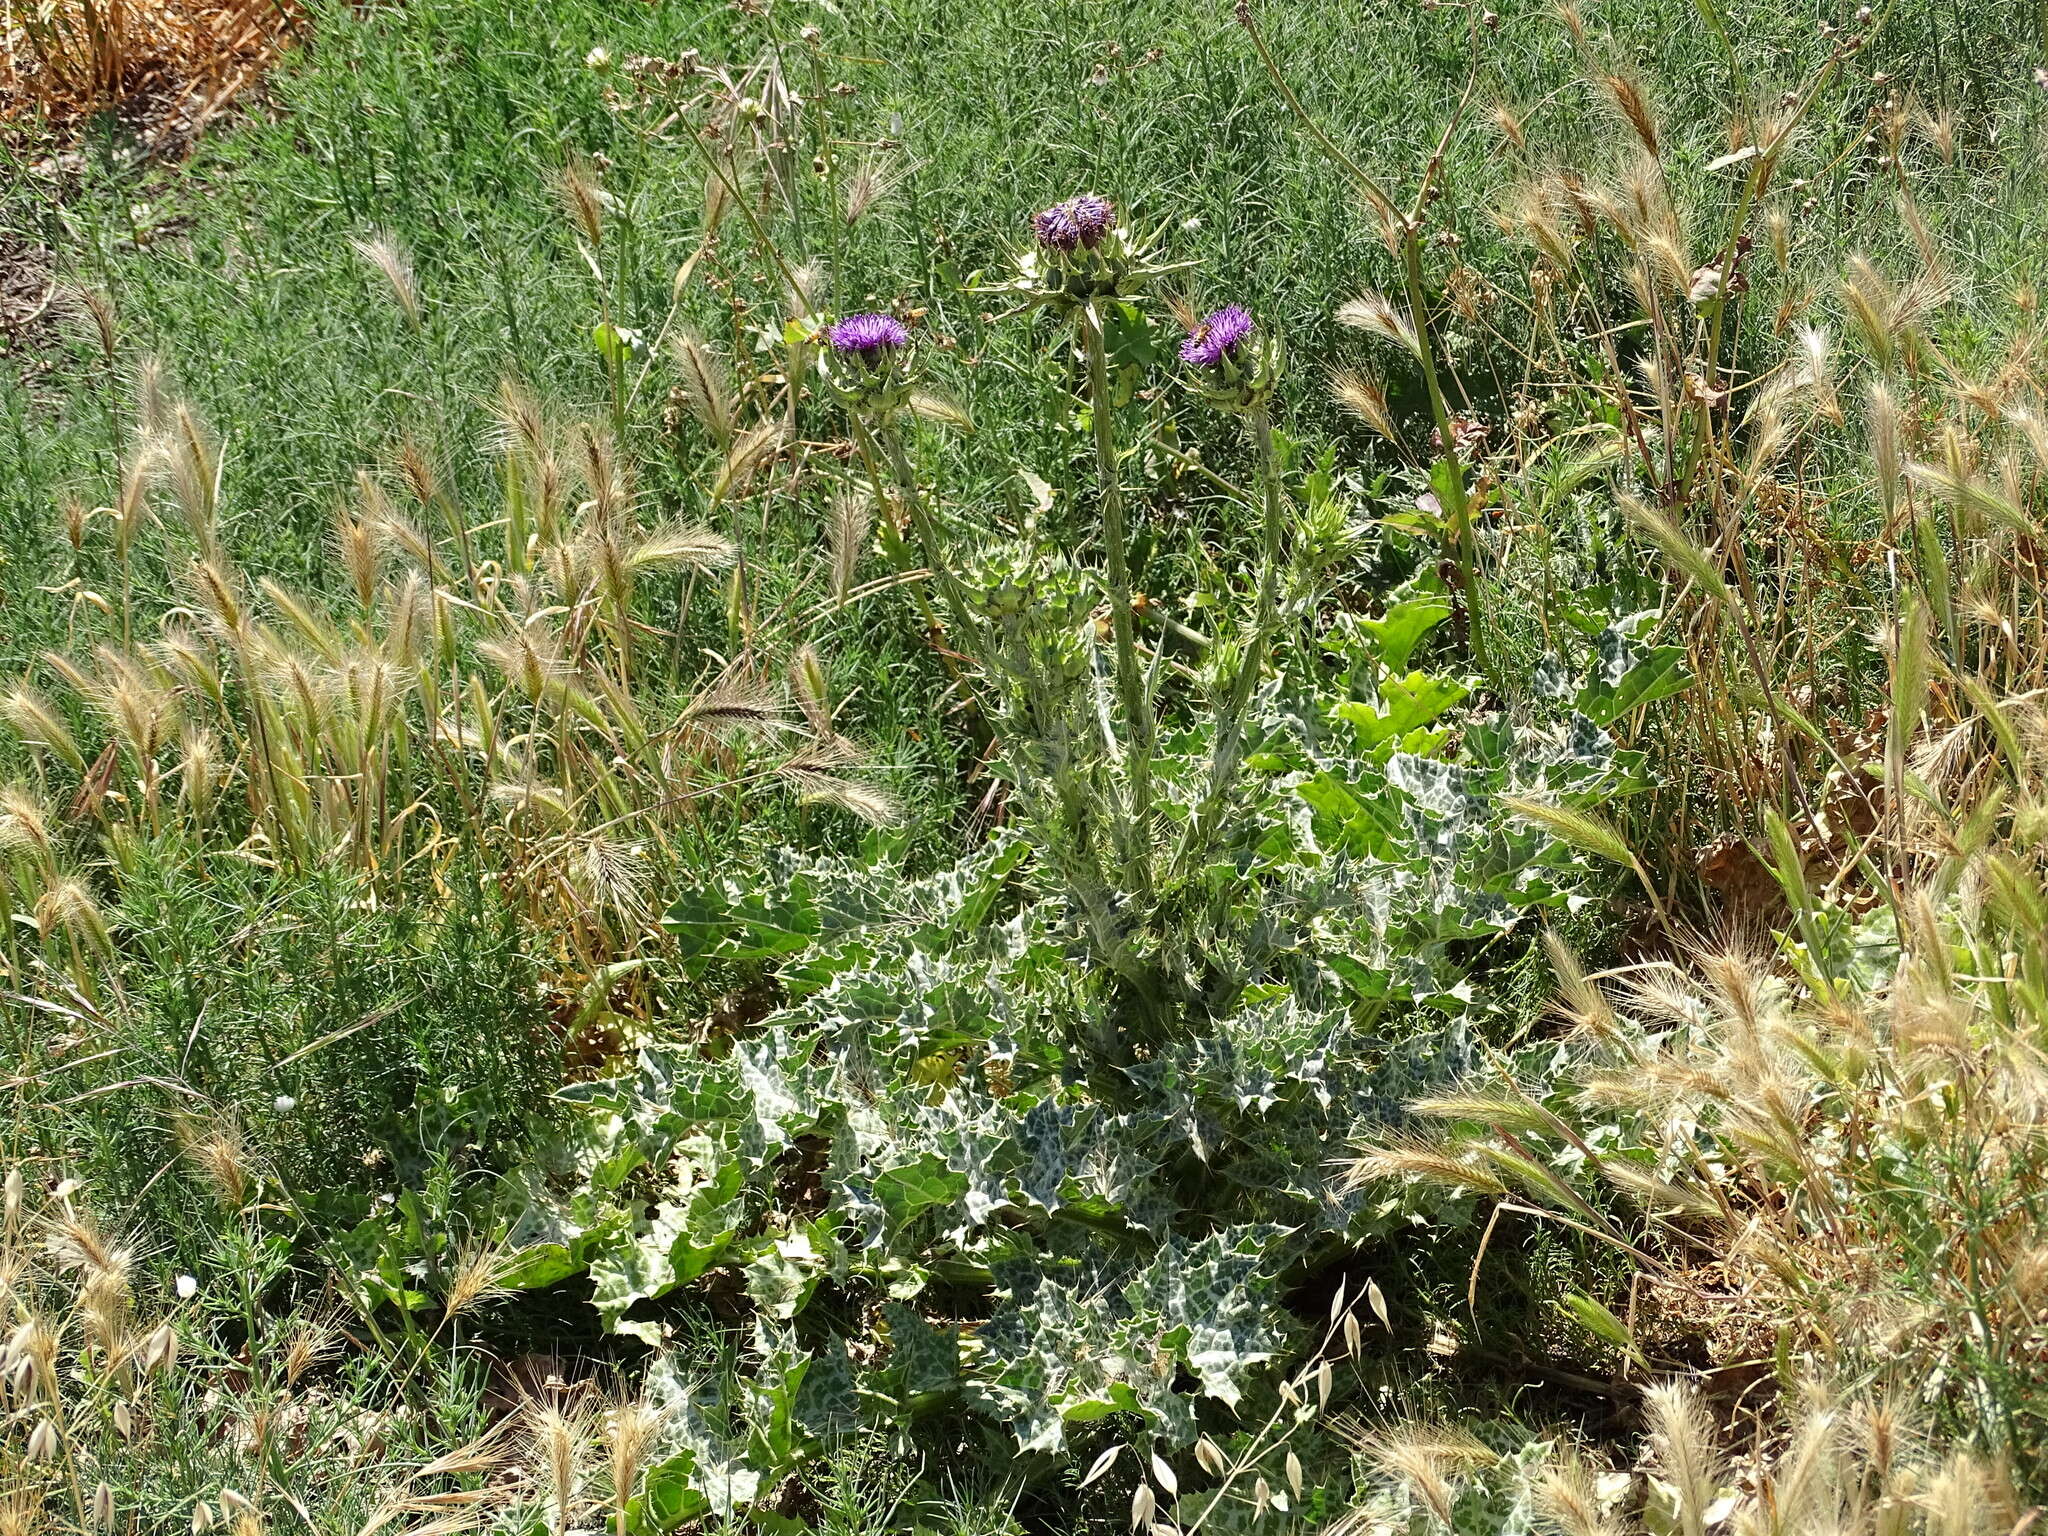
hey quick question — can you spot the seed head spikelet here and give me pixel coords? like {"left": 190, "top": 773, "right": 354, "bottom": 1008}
{"left": 1644, "top": 1382, "right": 1721, "bottom": 1536}
{"left": 670, "top": 327, "right": 735, "bottom": 446}
{"left": 1330, "top": 367, "right": 1396, "bottom": 440}
{"left": 1, "top": 687, "right": 84, "bottom": 772}
{"left": 351, "top": 234, "right": 422, "bottom": 330}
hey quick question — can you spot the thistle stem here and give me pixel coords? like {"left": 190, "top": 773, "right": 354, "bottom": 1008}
{"left": 878, "top": 419, "right": 978, "bottom": 644}
{"left": 849, "top": 413, "right": 992, "bottom": 748}
{"left": 1186, "top": 404, "right": 1285, "bottom": 864}
{"left": 1080, "top": 305, "right": 1154, "bottom": 897}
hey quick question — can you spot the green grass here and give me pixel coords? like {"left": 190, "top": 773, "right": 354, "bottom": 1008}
{"left": 8, "top": 0, "right": 2042, "bottom": 894}
{"left": 10, "top": 0, "right": 2044, "bottom": 650}
{"left": 2, "top": 1, "right": 2035, "bottom": 739}
{"left": 4, "top": 10, "right": 2037, "bottom": 929}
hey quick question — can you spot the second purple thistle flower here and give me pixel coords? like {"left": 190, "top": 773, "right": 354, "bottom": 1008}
{"left": 827, "top": 312, "right": 911, "bottom": 361}
{"left": 1179, "top": 305, "right": 1255, "bottom": 367}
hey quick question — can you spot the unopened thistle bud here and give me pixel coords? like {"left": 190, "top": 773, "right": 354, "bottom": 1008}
{"left": 986, "top": 193, "right": 1190, "bottom": 318}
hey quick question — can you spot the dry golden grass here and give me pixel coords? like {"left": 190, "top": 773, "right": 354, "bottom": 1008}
{"left": 1, "top": 0, "right": 294, "bottom": 137}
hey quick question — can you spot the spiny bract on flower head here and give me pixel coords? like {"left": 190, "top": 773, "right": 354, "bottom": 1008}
{"left": 1179, "top": 305, "right": 1255, "bottom": 368}
{"left": 1033, "top": 193, "right": 1116, "bottom": 253}
{"left": 826, "top": 312, "right": 911, "bottom": 361}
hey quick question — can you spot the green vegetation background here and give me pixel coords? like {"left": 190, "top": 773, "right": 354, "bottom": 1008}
{"left": 9, "top": 0, "right": 2040, "bottom": 682}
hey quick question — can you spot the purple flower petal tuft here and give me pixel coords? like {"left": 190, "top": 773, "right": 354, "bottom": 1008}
{"left": 1066, "top": 193, "right": 1114, "bottom": 248}
{"left": 1179, "top": 305, "right": 1255, "bottom": 368}
{"left": 1033, "top": 193, "right": 1116, "bottom": 252}
{"left": 827, "top": 312, "right": 911, "bottom": 357}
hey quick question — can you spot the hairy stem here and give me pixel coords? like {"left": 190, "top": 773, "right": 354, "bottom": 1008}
{"left": 1080, "top": 306, "right": 1154, "bottom": 898}
{"left": 1185, "top": 405, "right": 1286, "bottom": 866}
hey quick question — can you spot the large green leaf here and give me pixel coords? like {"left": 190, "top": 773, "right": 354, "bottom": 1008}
{"left": 1568, "top": 612, "right": 1690, "bottom": 726}
{"left": 588, "top": 1155, "right": 745, "bottom": 1326}
{"left": 872, "top": 1155, "right": 969, "bottom": 1230}
{"left": 1135, "top": 1225, "right": 1287, "bottom": 1409}
{"left": 1334, "top": 670, "right": 1469, "bottom": 752}
{"left": 1357, "top": 595, "right": 1453, "bottom": 673}
{"left": 661, "top": 874, "right": 817, "bottom": 965}
{"left": 743, "top": 1229, "right": 827, "bottom": 1320}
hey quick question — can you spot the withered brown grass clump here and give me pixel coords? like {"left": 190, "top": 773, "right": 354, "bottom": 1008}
{"left": 1, "top": 0, "right": 296, "bottom": 146}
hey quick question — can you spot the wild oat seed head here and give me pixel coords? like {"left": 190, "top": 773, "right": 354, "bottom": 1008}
{"left": 608, "top": 1396, "right": 666, "bottom": 1510}
{"left": 25, "top": 1420, "right": 58, "bottom": 1463}
{"left": 1, "top": 689, "right": 83, "bottom": 773}
{"left": 669, "top": 328, "right": 734, "bottom": 446}
{"left": 561, "top": 157, "right": 606, "bottom": 246}
{"left": 842, "top": 152, "right": 903, "bottom": 226}
{"left": 350, "top": 235, "right": 422, "bottom": 329}
{"left": 1336, "top": 292, "right": 1422, "bottom": 359}
{"left": 1329, "top": 367, "right": 1395, "bottom": 440}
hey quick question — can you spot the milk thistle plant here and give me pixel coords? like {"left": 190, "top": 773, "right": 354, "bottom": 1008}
{"left": 986, "top": 195, "right": 1193, "bottom": 896}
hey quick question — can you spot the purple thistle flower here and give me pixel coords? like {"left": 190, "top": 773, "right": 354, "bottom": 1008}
{"left": 827, "top": 312, "right": 910, "bottom": 361}
{"left": 1033, "top": 193, "right": 1116, "bottom": 252}
{"left": 1033, "top": 203, "right": 1081, "bottom": 251}
{"left": 1067, "top": 193, "right": 1114, "bottom": 248}
{"left": 1179, "top": 305, "right": 1254, "bottom": 367}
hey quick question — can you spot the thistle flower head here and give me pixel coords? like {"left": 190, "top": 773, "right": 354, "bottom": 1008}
{"left": 820, "top": 314, "right": 917, "bottom": 417}
{"left": 1179, "top": 302, "right": 1281, "bottom": 413}
{"left": 1179, "top": 305, "right": 1255, "bottom": 367}
{"left": 985, "top": 194, "right": 1190, "bottom": 320}
{"left": 826, "top": 312, "right": 910, "bottom": 362}
{"left": 1033, "top": 193, "right": 1116, "bottom": 252}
